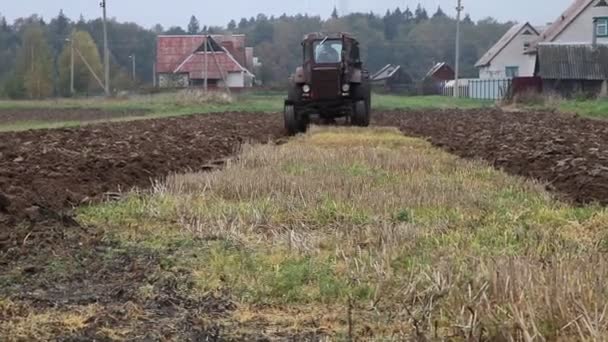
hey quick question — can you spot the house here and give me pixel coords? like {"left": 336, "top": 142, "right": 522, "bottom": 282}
{"left": 370, "top": 64, "right": 414, "bottom": 93}
{"left": 475, "top": 23, "right": 541, "bottom": 79}
{"left": 532, "top": 0, "right": 608, "bottom": 96}
{"left": 533, "top": 0, "right": 608, "bottom": 45}
{"left": 156, "top": 34, "right": 255, "bottom": 89}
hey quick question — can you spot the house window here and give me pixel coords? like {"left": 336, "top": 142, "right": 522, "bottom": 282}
{"left": 505, "top": 66, "right": 519, "bottom": 78}
{"left": 597, "top": 18, "right": 608, "bottom": 37}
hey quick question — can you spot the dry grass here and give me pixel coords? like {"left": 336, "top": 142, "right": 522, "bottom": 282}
{"left": 78, "top": 126, "right": 608, "bottom": 340}
{"left": 173, "top": 89, "right": 234, "bottom": 105}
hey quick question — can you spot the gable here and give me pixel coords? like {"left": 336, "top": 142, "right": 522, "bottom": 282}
{"left": 475, "top": 23, "right": 540, "bottom": 68}
{"left": 538, "top": 0, "right": 607, "bottom": 42}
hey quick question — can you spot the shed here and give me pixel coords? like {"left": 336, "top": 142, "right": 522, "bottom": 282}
{"left": 537, "top": 43, "right": 608, "bottom": 96}
{"left": 425, "top": 62, "right": 455, "bottom": 81}
{"left": 370, "top": 64, "right": 414, "bottom": 93}
{"left": 419, "top": 62, "right": 455, "bottom": 95}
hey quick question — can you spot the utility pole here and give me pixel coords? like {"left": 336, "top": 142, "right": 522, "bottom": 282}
{"left": 66, "top": 36, "right": 75, "bottom": 95}
{"left": 152, "top": 62, "right": 156, "bottom": 87}
{"left": 204, "top": 35, "right": 208, "bottom": 92}
{"left": 100, "top": 0, "right": 110, "bottom": 96}
{"left": 454, "top": 0, "right": 463, "bottom": 98}
{"left": 129, "top": 54, "right": 136, "bottom": 81}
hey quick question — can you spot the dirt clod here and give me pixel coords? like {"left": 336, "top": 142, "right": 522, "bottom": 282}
{"left": 0, "top": 192, "right": 10, "bottom": 212}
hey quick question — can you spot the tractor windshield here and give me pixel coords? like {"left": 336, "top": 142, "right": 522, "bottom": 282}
{"left": 313, "top": 39, "right": 342, "bottom": 64}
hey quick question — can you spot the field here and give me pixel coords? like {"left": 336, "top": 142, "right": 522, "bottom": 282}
{"left": 2, "top": 94, "right": 608, "bottom": 340}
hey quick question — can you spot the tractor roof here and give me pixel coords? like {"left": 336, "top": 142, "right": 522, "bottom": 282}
{"left": 302, "top": 32, "right": 356, "bottom": 42}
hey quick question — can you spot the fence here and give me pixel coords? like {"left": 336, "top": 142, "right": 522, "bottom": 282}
{"left": 439, "top": 78, "right": 513, "bottom": 100}
{"left": 468, "top": 78, "right": 512, "bottom": 100}
{"left": 441, "top": 82, "right": 470, "bottom": 97}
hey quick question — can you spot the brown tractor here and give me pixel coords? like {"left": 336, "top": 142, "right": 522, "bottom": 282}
{"left": 284, "top": 32, "right": 371, "bottom": 135}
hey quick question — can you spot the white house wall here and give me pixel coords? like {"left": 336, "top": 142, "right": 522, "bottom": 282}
{"left": 226, "top": 72, "right": 245, "bottom": 88}
{"left": 479, "top": 30, "right": 538, "bottom": 79}
{"left": 553, "top": 3, "right": 608, "bottom": 44}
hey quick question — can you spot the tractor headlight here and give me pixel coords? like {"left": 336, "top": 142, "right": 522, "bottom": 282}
{"left": 342, "top": 84, "right": 350, "bottom": 92}
{"left": 302, "top": 84, "right": 311, "bottom": 93}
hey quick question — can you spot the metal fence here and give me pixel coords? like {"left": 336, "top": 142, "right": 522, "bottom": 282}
{"left": 439, "top": 78, "right": 513, "bottom": 100}
{"left": 468, "top": 79, "right": 512, "bottom": 100}
{"left": 440, "top": 83, "right": 469, "bottom": 97}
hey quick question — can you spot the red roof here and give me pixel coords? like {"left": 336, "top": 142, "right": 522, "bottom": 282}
{"left": 175, "top": 52, "right": 245, "bottom": 79}
{"left": 156, "top": 35, "right": 251, "bottom": 79}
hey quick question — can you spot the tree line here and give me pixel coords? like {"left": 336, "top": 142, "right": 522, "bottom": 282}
{"left": 0, "top": 6, "right": 513, "bottom": 98}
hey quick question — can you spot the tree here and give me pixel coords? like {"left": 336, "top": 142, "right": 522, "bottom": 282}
{"left": 152, "top": 24, "right": 164, "bottom": 34}
{"left": 414, "top": 4, "right": 428, "bottom": 22}
{"left": 187, "top": 15, "right": 200, "bottom": 34}
{"left": 0, "top": 15, "right": 8, "bottom": 31}
{"left": 165, "top": 26, "right": 186, "bottom": 35}
{"left": 58, "top": 30, "right": 104, "bottom": 95}
{"left": 17, "top": 25, "right": 54, "bottom": 98}
{"left": 331, "top": 7, "right": 339, "bottom": 19}
{"left": 433, "top": 6, "right": 447, "bottom": 19}
{"left": 227, "top": 19, "right": 237, "bottom": 31}
{"left": 404, "top": 7, "right": 414, "bottom": 22}
{"left": 463, "top": 14, "right": 473, "bottom": 25}
{"left": 238, "top": 18, "right": 248, "bottom": 30}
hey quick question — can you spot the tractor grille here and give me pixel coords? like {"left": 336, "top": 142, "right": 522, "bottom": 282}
{"left": 311, "top": 68, "right": 340, "bottom": 100}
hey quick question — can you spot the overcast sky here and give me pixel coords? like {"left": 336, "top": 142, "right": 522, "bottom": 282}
{"left": 1, "top": 0, "right": 574, "bottom": 29}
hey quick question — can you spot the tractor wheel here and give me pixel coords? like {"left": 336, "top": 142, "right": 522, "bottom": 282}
{"left": 351, "top": 100, "right": 370, "bottom": 127}
{"left": 284, "top": 105, "right": 306, "bottom": 135}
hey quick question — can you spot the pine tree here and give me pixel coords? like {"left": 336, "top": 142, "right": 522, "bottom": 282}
{"left": 433, "top": 6, "right": 447, "bottom": 19}
{"left": 404, "top": 7, "right": 414, "bottom": 22}
{"left": 0, "top": 15, "right": 8, "bottom": 31}
{"left": 187, "top": 15, "right": 200, "bottom": 34}
{"left": 415, "top": 4, "right": 428, "bottom": 22}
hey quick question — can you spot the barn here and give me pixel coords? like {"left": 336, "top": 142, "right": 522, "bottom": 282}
{"left": 537, "top": 43, "right": 608, "bottom": 97}
{"left": 370, "top": 64, "right": 414, "bottom": 93}
{"left": 155, "top": 34, "right": 256, "bottom": 89}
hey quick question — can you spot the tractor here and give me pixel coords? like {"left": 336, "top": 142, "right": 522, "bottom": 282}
{"left": 284, "top": 32, "right": 371, "bottom": 135}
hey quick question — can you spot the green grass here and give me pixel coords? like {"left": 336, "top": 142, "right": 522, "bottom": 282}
{"left": 558, "top": 98, "right": 608, "bottom": 118}
{"left": 0, "top": 92, "right": 490, "bottom": 132}
{"left": 74, "top": 127, "right": 608, "bottom": 340}
{"left": 374, "top": 94, "right": 493, "bottom": 110}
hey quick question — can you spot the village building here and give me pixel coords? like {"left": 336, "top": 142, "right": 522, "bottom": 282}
{"left": 475, "top": 23, "right": 541, "bottom": 79}
{"left": 155, "top": 34, "right": 256, "bottom": 89}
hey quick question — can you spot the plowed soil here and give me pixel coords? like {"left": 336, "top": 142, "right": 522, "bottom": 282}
{"left": 0, "top": 112, "right": 284, "bottom": 341}
{"left": 374, "top": 108, "right": 608, "bottom": 205}
{"left": 2, "top": 107, "right": 608, "bottom": 340}
{"left": 0, "top": 112, "right": 283, "bottom": 218}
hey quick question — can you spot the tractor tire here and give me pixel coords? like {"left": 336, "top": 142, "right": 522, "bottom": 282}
{"left": 287, "top": 82, "right": 303, "bottom": 102}
{"left": 284, "top": 105, "right": 306, "bottom": 135}
{"left": 351, "top": 100, "right": 370, "bottom": 127}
